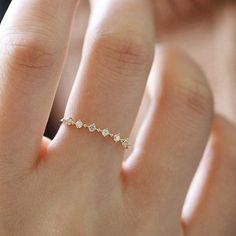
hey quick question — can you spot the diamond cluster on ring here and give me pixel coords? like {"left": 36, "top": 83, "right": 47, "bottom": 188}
{"left": 61, "top": 117, "right": 130, "bottom": 149}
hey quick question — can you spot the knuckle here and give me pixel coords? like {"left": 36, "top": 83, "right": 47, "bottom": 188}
{"left": 1, "top": 33, "right": 58, "bottom": 75}
{"left": 182, "top": 78, "right": 213, "bottom": 116}
{"left": 5, "top": 40, "right": 56, "bottom": 70}
{"left": 161, "top": 48, "right": 213, "bottom": 117}
{"left": 86, "top": 28, "right": 153, "bottom": 76}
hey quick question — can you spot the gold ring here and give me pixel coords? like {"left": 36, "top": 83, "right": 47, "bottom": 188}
{"left": 60, "top": 117, "right": 130, "bottom": 149}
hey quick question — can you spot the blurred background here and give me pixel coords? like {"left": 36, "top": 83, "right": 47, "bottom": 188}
{"left": 0, "top": 0, "right": 10, "bottom": 20}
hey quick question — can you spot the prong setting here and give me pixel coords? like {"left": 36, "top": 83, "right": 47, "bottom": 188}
{"left": 102, "top": 128, "right": 110, "bottom": 137}
{"left": 76, "top": 120, "right": 83, "bottom": 129}
{"left": 88, "top": 123, "right": 97, "bottom": 132}
{"left": 113, "top": 134, "right": 121, "bottom": 143}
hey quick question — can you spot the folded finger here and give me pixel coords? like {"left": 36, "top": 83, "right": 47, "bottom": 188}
{"left": 125, "top": 48, "right": 213, "bottom": 234}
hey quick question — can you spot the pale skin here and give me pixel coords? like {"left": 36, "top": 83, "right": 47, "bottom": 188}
{"left": 0, "top": 1, "right": 235, "bottom": 236}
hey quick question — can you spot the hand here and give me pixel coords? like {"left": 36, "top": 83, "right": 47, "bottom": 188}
{"left": 0, "top": 0, "right": 235, "bottom": 235}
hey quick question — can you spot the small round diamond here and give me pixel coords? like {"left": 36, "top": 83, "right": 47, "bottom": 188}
{"left": 88, "top": 123, "right": 96, "bottom": 132}
{"left": 67, "top": 117, "right": 74, "bottom": 126}
{"left": 122, "top": 139, "right": 129, "bottom": 149}
{"left": 113, "top": 134, "right": 121, "bottom": 143}
{"left": 76, "top": 120, "right": 83, "bottom": 129}
{"left": 102, "top": 128, "right": 110, "bottom": 137}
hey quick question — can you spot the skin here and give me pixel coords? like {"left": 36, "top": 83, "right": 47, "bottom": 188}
{"left": 154, "top": 0, "right": 236, "bottom": 125}
{"left": 0, "top": 0, "right": 235, "bottom": 235}
{"left": 52, "top": 0, "right": 236, "bottom": 127}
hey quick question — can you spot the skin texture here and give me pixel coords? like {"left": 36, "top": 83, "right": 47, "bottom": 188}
{"left": 0, "top": 0, "right": 235, "bottom": 235}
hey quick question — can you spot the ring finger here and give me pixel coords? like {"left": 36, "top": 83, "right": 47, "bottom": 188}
{"left": 54, "top": 0, "right": 155, "bottom": 179}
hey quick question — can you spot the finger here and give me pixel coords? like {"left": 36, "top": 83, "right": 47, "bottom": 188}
{"left": 0, "top": 0, "right": 79, "bottom": 167}
{"left": 183, "top": 116, "right": 236, "bottom": 236}
{"left": 55, "top": 0, "right": 155, "bottom": 176}
{"left": 52, "top": 0, "right": 90, "bottom": 127}
{"left": 124, "top": 48, "right": 213, "bottom": 234}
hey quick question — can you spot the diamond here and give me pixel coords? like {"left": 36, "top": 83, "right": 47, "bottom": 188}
{"left": 113, "top": 134, "right": 121, "bottom": 143}
{"left": 102, "top": 128, "right": 110, "bottom": 137}
{"left": 88, "top": 123, "right": 96, "bottom": 132}
{"left": 67, "top": 117, "right": 74, "bottom": 126}
{"left": 76, "top": 120, "right": 83, "bottom": 129}
{"left": 122, "top": 139, "right": 129, "bottom": 149}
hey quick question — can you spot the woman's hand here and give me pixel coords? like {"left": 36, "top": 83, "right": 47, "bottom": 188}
{"left": 0, "top": 0, "right": 235, "bottom": 235}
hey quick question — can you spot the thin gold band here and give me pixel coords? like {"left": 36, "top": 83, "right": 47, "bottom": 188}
{"left": 60, "top": 117, "right": 130, "bottom": 149}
